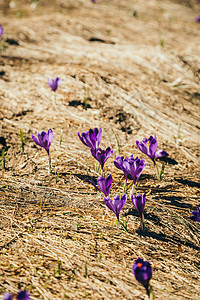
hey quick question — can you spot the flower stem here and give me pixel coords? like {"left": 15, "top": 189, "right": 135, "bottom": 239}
{"left": 123, "top": 180, "right": 127, "bottom": 194}
{"left": 48, "top": 153, "right": 51, "bottom": 174}
{"left": 129, "top": 183, "right": 135, "bottom": 200}
{"left": 116, "top": 219, "right": 119, "bottom": 229}
{"left": 154, "top": 159, "right": 160, "bottom": 181}
{"left": 131, "top": 183, "right": 135, "bottom": 194}
{"left": 147, "top": 284, "right": 154, "bottom": 299}
{"left": 140, "top": 213, "right": 144, "bottom": 230}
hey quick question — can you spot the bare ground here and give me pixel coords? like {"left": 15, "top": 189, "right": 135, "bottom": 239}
{"left": 0, "top": 0, "right": 200, "bottom": 299}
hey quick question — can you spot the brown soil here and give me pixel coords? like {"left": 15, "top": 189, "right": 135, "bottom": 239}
{"left": 0, "top": 0, "right": 200, "bottom": 299}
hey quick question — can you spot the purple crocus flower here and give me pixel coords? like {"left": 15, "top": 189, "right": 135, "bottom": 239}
{"left": 196, "top": 15, "right": 200, "bottom": 22}
{"left": 113, "top": 156, "right": 129, "bottom": 182}
{"left": 91, "top": 147, "right": 113, "bottom": 171}
{"left": 89, "top": 174, "right": 112, "bottom": 196}
{"left": 3, "top": 291, "right": 30, "bottom": 300}
{"left": 132, "top": 258, "right": 152, "bottom": 292}
{"left": 78, "top": 128, "right": 102, "bottom": 152}
{"left": 136, "top": 135, "right": 168, "bottom": 164}
{"left": 104, "top": 194, "right": 127, "bottom": 220}
{"left": 0, "top": 25, "right": 3, "bottom": 37}
{"left": 32, "top": 129, "right": 53, "bottom": 155}
{"left": 123, "top": 155, "right": 146, "bottom": 185}
{"left": 48, "top": 77, "right": 61, "bottom": 92}
{"left": 114, "top": 155, "right": 146, "bottom": 187}
{"left": 131, "top": 193, "right": 146, "bottom": 229}
{"left": 190, "top": 205, "right": 200, "bottom": 222}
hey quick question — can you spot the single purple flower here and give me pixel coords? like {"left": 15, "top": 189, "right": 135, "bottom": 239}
{"left": 190, "top": 205, "right": 200, "bottom": 222}
{"left": 131, "top": 193, "right": 146, "bottom": 229}
{"left": 48, "top": 77, "right": 61, "bottom": 92}
{"left": 113, "top": 156, "right": 129, "bottom": 182}
{"left": 89, "top": 174, "right": 112, "bottom": 196}
{"left": 91, "top": 147, "right": 113, "bottom": 171}
{"left": 78, "top": 128, "right": 102, "bottom": 151}
{"left": 32, "top": 129, "right": 53, "bottom": 155}
{"left": 132, "top": 258, "right": 152, "bottom": 292}
{"left": 0, "top": 25, "right": 3, "bottom": 37}
{"left": 104, "top": 194, "right": 127, "bottom": 220}
{"left": 196, "top": 15, "right": 200, "bottom": 22}
{"left": 131, "top": 193, "right": 146, "bottom": 216}
{"left": 136, "top": 135, "right": 168, "bottom": 163}
{"left": 123, "top": 155, "right": 146, "bottom": 185}
{"left": 17, "top": 291, "right": 30, "bottom": 300}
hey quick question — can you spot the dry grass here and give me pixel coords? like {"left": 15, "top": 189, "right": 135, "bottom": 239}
{"left": 0, "top": 0, "right": 200, "bottom": 299}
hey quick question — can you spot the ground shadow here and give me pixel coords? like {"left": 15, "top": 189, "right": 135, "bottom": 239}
{"left": 70, "top": 172, "right": 96, "bottom": 184}
{"left": 150, "top": 184, "right": 176, "bottom": 194}
{"left": 68, "top": 100, "right": 92, "bottom": 109}
{"left": 137, "top": 173, "right": 154, "bottom": 181}
{"left": 158, "top": 157, "right": 178, "bottom": 165}
{"left": 137, "top": 227, "right": 200, "bottom": 251}
{"left": 155, "top": 195, "right": 194, "bottom": 209}
{"left": 175, "top": 178, "right": 200, "bottom": 188}
{"left": 125, "top": 208, "right": 162, "bottom": 226}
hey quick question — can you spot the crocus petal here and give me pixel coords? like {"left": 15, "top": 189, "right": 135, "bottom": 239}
{"left": 0, "top": 25, "right": 3, "bottom": 37}
{"left": 55, "top": 77, "right": 62, "bottom": 87}
{"left": 104, "top": 196, "right": 115, "bottom": 212}
{"left": 136, "top": 141, "right": 148, "bottom": 156}
{"left": 78, "top": 132, "right": 89, "bottom": 147}
{"left": 117, "top": 194, "right": 127, "bottom": 212}
{"left": 37, "top": 131, "right": 49, "bottom": 153}
{"left": 113, "top": 156, "right": 124, "bottom": 170}
{"left": 131, "top": 194, "right": 146, "bottom": 216}
{"left": 96, "top": 127, "right": 102, "bottom": 147}
{"left": 16, "top": 291, "right": 30, "bottom": 300}
{"left": 196, "top": 15, "right": 200, "bottom": 22}
{"left": 48, "top": 129, "right": 53, "bottom": 145}
{"left": 149, "top": 137, "right": 157, "bottom": 160}
{"left": 48, "top": 78, "right": 53, "bottom": 88}
{"left": 190, "top": 205, "right": 200, "bottom": 222}
{"left": 37, "top": 131, "right": 46, "bottom": 145}
{"left": 3, "top": 293, "right": 13, "bottom": 300}
{"left": 31, "top": 134, "right": 41, "bottom": 147}
{"left": 155, "top": 150, "right": 168, "bottom": 158}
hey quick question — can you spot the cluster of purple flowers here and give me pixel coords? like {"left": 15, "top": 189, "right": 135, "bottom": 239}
{"left": 78, "top": 127, "right": 169, "bottom": 231}
{"left": 78, "top": 127, "right": 113, "bottom": 173}
{"left": 1, "top": 10, "right": 199, "bottom": 300}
